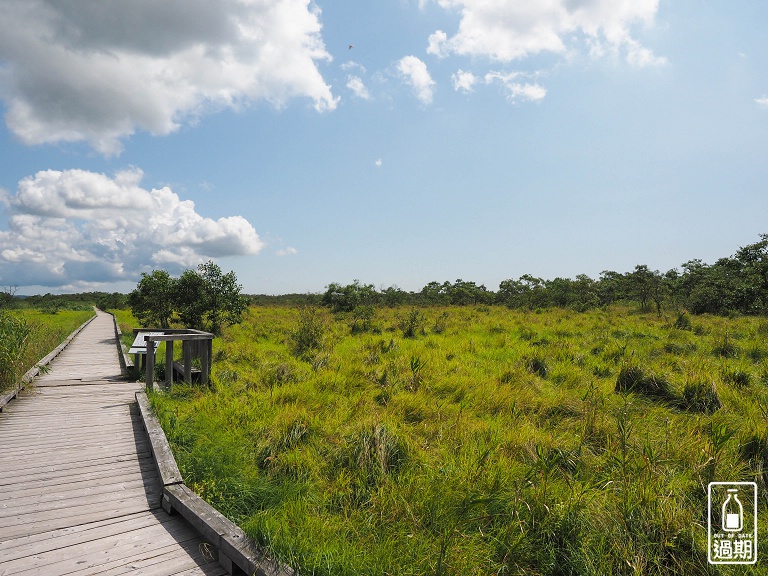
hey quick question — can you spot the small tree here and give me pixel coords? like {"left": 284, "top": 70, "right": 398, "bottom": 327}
{"left": 629, "top": 265, "right": 654, "bottom": 310}
{"left": 321, "top": 280, "right": 378, "bottom": 313}
{"left": 128, "top": 270, "right": 176, "bottom": 328}
{"left": 196, "top": 260, "right": 248, "bottom": 335}
{"left": 128, "top": 262, "right": 247, "bottom": 334}
{"left": 175, "top": 269, "right": 207, "bottom": 330}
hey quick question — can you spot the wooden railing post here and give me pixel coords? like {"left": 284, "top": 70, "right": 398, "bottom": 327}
{"left": 201, "top": 340, "right": 210, "bottom": 385}
{"left": 183, "top": 340, "right": 192, "bottom": 383}
{"left": 145, "top": 337, "right": 155, "bottom": 392}
{"left": 165, "top": 340, "right": 174, "bottom": 390}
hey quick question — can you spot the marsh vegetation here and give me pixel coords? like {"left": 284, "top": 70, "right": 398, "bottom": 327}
{"left": 148, "top": 304, "right": 768, "bottom": 575}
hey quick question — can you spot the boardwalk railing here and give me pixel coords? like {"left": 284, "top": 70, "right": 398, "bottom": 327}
{"left": 131, "top": 328, "right": 214, "bottom": 391}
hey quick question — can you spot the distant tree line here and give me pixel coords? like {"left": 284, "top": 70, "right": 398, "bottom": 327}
{"left": 5, "top": 234, "right": 768, "bottom": 319}
{"left": 319, "top": 234, "right": 768, "bottom": 316}
{"left": 0, "top": 289, "right": 127, "bottom": 313}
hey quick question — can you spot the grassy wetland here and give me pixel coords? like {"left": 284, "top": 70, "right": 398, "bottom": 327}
{"left": 143, "top": 304, "right": 768, "bottom": 575}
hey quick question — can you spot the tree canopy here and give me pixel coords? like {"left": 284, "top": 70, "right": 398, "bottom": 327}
{"left": 128, "top": 261, "right": 247, "bottom": 333}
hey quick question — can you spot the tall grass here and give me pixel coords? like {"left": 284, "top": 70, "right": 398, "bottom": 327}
{"left": 149, "top": 305, "right": 768, "bottom": 574}
{"left": 0, "top": 309, "right": 94, "bottom": 392}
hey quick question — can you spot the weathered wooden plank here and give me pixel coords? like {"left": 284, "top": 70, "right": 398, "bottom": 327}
{"left": 0, "top": 406, "right": 135, "bottom": 417}
{"left": 64, "top": 538, "right": 226, "bottom": 576}
{"left": 0, "top": 447, "right": 150, "bottom": 476}
{"left": 0, "top": 485, "right": 164, "bottom": 522}
{"left": 0, "top": 499, "right": 162, "bottom": 539}
{"left": 0, "top": 477, "right": 160, "bottom": 514}
{"left": 95, "top": 548, "right": 228, "bottom": 576}
{"left": 0, "top": 433, "right": 146, "bottom": 455}
{"left": 2, "top": 520, "right": 212, "bottom": 575}
{"left": 1, "top": 462, "right": 158, "bottom": 496}
{"left": 0, "top": 512, "right": 156, "bottom": 557}
{"left": 0, "top": 510, "right": 172, "bottom": 562}
{"left": 0, "top": 431, "right": 141, "bottom": 452}
{"left": 0, "top": 448, "right": 149, "bottom": 477}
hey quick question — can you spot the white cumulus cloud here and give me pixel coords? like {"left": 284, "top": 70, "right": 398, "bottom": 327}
{"left": 452, "top": 69, "right": 478, "bottom": 92}
{"left": 397, "top": 56, "right": 435, "bottom": 105}
{"left": 0, "top": 0, "right": 338, "bottom": 155}
{"left": 427, "top": 30, "right": 450, "bottom": 58}
{"left": 0, "top": 168, "right": 263, "bottom": 288}
{"left": 429, "top": 0, "right": 664, "bottom": 65}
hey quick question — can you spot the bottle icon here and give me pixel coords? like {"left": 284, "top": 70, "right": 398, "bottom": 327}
{"left": 722, "top": 488, "right": 743, "bottom": 532}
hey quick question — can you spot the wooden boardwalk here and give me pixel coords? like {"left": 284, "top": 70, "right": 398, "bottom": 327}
{"left": 0, "top": 311, "right": 226, "bottom": 575}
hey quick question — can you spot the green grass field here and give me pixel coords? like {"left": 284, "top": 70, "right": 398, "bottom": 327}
{"left": 147, "top": 305, "right": 768, "bottom": 575}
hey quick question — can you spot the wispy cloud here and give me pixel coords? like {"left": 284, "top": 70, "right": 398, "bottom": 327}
{"left": 755, "top": 97, "right": 768, "bottom": 109}
{"left": 428, "top": 0, "right": 664, "bottom": 65}
{"left": 347, "top": 76, "right": 370, "bottom": 100}
{"left": 0, "top": 0, "right": 338, "bottom": 155}
{"left": 484, "top": 72, "right": 547, "bottom": 102}
{"left": 397, "top": 56, "right": 435, "bottom": 105}
{"left": 0, "top": 168, "right": 263, "bottom": 288}
{"left": 276, "top": 247, "right": 298, "bottom": 256}
{"left": 452, "top": 69, "right": 546, "bottom": 102}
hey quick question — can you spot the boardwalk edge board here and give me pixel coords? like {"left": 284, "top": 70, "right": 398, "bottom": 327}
{"left": 0, "top": 312, "right": 97, "bottom": 413}
{"left": 136, "top": 390, "right": 297, "bottom": 576}
{"left": 106, "top": 309, "right": 135, "bottom": 377}
{"left": 135, "top": 391, "right": 184, "bottom": 486}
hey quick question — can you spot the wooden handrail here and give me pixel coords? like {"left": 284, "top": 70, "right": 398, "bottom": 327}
{"left": 141, "top": 329, "right": 214, "bottom": 392}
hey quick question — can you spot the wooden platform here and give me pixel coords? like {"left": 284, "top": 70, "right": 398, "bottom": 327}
{"left": 0, "top": 311, "right": 226, "bottom": 575}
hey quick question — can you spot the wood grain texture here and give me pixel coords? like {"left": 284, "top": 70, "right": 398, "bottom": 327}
{"left": 0, "top": 311, "right": 225, "bottom": 576}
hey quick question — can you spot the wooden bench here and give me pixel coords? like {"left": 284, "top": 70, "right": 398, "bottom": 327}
{"left": 172, "top": 361, "right": 201, "bottom": 383}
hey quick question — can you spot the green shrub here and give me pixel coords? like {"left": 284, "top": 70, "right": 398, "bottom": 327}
{"left": 681, "top": 380, "right": 721, "bottom": 413}
{"left": 673, "top": 311, "right": 692, "bottom": 331}
{"left": 432, "top": 312, "right": 449, "bottom": 334}
{"left": 399, "top": 309, "right": 425, "bottom": 339}
{"left": 289, "top": 307, "right": 326, "bottom": 360}
{"left": 350, "top": 305, "right": 376, "bottom": 334}
{"left": 615, "top": 363, "right": 677, "bottom": 403}
{"left": 722, "top": 365, "right": 752, "bottom": 387}
{"left": 526, "top": 356, "right": 549, "bottom": 379}
{"left": 712, "top": 332, "right": 738, "bottom": 358}
{"left": 337, "top": 423, "right": 408, "bottom": 490}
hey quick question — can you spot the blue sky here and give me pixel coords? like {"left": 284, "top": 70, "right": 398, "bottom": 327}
{"left": 0, "top": 0, "right": 767, "bottom": 295}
